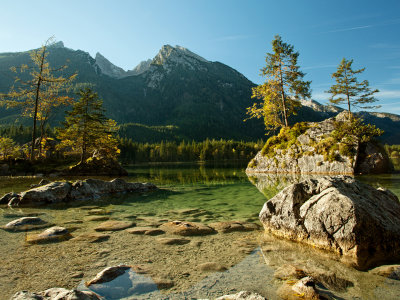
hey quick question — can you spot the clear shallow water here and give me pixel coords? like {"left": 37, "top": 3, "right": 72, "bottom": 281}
{"left": 0, "top": 162, "right": 399, "bottom": 300}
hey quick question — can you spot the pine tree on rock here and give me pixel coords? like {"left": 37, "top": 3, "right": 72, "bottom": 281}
{"left": 57, "top": 88, "right": 119, "bottom": 164}
{"left": 326, "top": 58, "right": 380, "bottom": 120}
{"left": 246, "top": 35, "right": 312, "bottom": 130}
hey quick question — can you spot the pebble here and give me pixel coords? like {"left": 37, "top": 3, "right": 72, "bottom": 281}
{"left": 156, "top": 238, "right": 191, "bottom": 245}
{"left": 94, "top": 221, "right": 134, "bottom": 231}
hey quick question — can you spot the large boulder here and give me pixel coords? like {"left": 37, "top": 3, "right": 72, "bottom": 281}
{"left": 259, "top": 175, "right": 400, "bottom": 270}
{"left": 4, "top": 178, "right": 157, "bottom": 207}
{"left": 246, "top": 112, "right": 391, "bottom": 175}
{"left": 65, "top": 150, "right": 128, "bottom": 176}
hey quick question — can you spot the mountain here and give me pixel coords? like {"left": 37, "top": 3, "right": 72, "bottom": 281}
{"left": 0, "top": 43, "right": 399, "bottom": 144}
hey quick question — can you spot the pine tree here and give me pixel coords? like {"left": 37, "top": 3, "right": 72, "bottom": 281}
{"left": 326, "top": 58, "right": 380, "bottom": 120}
{"left": 57, "top": 88, "right": 119, "bottom": 163}
{"left": 246, "top": 35, "right": 312, "bottom": 130}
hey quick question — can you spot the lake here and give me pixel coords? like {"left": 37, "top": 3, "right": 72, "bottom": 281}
{"left": 0, "top": 161, "right": 400, "bottom": 300}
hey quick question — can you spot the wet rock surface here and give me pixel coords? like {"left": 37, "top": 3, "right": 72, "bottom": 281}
{"left": 208, "top": 221, "right": 260, "bottom": 233}
{"left": 26, "top": 226, "right": 71, "bottom": 244}
{"left": 94, "top": 221, "right": 134, "bottom": 231}
{"left": 4, "top": 178, "right": 157, "bottom": 207}
{"left": 160, "top": 220, "right": 215, "bottom": 236}
{"left": 259, "top": 175, "right": 400, "bottom": 270}
{"left": 10, "top": 288, "right": 101, "bottom": 300}
{"left": 3, "top": 217, "right": 49, "bottom": 231}
{"left": 215, "top": 291, "right": 267, "bottom": 300}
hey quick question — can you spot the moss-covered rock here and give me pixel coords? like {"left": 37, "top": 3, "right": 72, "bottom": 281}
{"left": 247, "top": 112, "right": 391, "bottom": 174}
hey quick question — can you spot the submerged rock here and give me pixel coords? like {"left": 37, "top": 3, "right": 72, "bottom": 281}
{"left": 86, "top": 265, "right": 131, "bottom": 286}
{"left": 195, "top": 262, "right": 227, "bottom": 272}
{"left": 26, "top": 226, "right": 71, "bottom": 244}
{"left": 160, "top": 220, "right": 214, "bottom": 236}
{"left": 369, "top": 264, "right": 400, "bottom": 280}
{"left": 94, "top": 221, "right": 134, "bottom": 231}
{"left": 259, "top": 175, "right": 400, "bottom": 270}
{"left": 69, "top": 233, "right": 110, "bottom": 243}
{"left": 208, "top": 221, "right": 260, "bottom": 233}
{"left": 10, "top": 288, "right": 101, "bottom": 300}
{"left": 5, "top": 178, "right": 157, "bottom": 207}
{"left": 216, "top": 291, "right": 267, "bottom": 300}
{"left": 3, "top": 217, "right": 48, "bottom": 231}
{"left": 156, "top": 238, "right": 191, "bottom": 245}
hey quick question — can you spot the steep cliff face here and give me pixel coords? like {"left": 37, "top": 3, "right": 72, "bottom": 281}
{"left": 246, "top": 112, "right": 392, "bottom": 175}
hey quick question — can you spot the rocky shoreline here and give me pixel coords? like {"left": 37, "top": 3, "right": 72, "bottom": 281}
{"left": 3, "top": 175, "right": 400, "bottom": 300}
{"left": 0, "top": 178, "right": 157, "bottom": 207}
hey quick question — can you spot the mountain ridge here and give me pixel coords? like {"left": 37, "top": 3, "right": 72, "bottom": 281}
{"left": 0, "top": 42, "right": 399, "bottom": 144}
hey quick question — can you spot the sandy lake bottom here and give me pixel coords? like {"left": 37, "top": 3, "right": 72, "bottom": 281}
{"left": 1, "top": 163, "right": 400, "bottom": 300}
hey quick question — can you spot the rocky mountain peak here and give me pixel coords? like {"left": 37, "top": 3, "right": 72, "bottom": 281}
{"left": 128, "top": 59, "right": 152, "bottom": 76}
{"left": 94, "top": 52, "right": 129, "bottom": 79}
{"left": 151, "top": 45, "right": 210, "bottom": 70}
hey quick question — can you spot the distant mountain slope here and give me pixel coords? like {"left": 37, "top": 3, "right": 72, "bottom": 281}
{"left": 0, "top": 43, "right": 399, "bottom": 144}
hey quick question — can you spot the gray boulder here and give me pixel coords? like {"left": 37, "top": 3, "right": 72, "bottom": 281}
{"left": 10, "top": 288, "right": 101, "bottom": 300}
{"left": 5, "top": 178, "right": 157, "bottom": 207}
{"left": 247, "top": 112, "right": 391, "bottom": 175}
{"left": 259, "top": 175, "right": 400, "bottom": 270}
{"left": 3, "top": 217, "right": 48, "bottom": 231}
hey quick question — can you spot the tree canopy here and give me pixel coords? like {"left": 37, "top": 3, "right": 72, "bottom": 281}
{"left": 0, "top": 36, "right": 77, "bottom": 163}
{"left": 57, "top": 88, "right": 119, "bottom": 163}
{"left": 326, "top": 58, "right": 380, "bottom": 120}
{"left": 246, "top": 34, "right": 312, "bottom": 130}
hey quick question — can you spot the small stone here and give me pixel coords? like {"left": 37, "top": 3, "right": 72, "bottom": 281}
{"left": 156, "top": 238, "right": 191, "bottom": 245}
{"left": 3, "top": 217, "right": 47, "bottom": 231}
{"left": 160, "top": 220, "right": 214, "bottom": 236}
{"left": 208, "top": 221, "right": 259, "bottom": 233}
{"left": 144, "top": 229, "right": 165, "bottom": 236}
{"left": 369, "top": 265, "right": 400, "bottom": 280}
{"left": 94, "top": 221, "right": 134, "bottom": 231}
{"left": 86, "top": 265, "right": 131, "bottom": 286}
{"left": 70, "top": 272, "right": 84, "bottom": 278}
{"left": 196, "top": 262, "right": 227, "bottom": 272}
{"left": 153, "top": 278, "right": 174, "bottom": 289}
{"left": 87, "top": 216, "right": 110, "bottom": 221}
{"left": 87, "top": 209, "right": 109, "bottom": 215}
{"left": 216, "top": 291, "right": 267, "bottom": 300}
{"left": 274, "top": 264, "right": 307, "bottom": 280}
{"left": 126, "top": 227, "right": 154, "bottom": 234}
{"left": 26, "top": 226, "right": 71, "bottom": 244}
{"left": 69, "top": 233, "right": 110, "bottom": 243}
{"left": 190, "top": 241, "right": 203, "bottom": 247}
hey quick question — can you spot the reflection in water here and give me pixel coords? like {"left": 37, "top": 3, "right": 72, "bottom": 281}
{"left": 1, "top": 162, "right": 400, "bottom": 299}
{"left": 79, "top": 269, "right": 158, "bottom": 300}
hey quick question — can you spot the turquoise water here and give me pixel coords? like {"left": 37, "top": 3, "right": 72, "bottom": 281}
{"left": 0, "top": 162, "right": 399, "bottom": 300}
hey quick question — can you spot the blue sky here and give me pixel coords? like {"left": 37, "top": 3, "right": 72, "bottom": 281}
{"left": 1, "top": 0, "right": 400, "bottom": 113}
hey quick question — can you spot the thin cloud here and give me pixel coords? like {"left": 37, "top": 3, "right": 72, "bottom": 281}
{"left": 383, "top": 78, "right": 400, "bottom": 85}
{"left": 318, "top": 19, "right": 400, "bottom": 34}
{"left": 376, "top": 90, "right": 400, "bottom": 99}
{"left": 370, "top": 43, "right": 400, "bottom": 49}
{"left": 211, "top": 35, "right": 255, "bottom": 42}
{"left": 320, "top": 25, "right": 373, "bottom": 34}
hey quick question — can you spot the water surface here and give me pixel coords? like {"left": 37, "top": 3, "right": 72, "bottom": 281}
{"left": 0, "top": 162, "right": 399, "bottom": 300}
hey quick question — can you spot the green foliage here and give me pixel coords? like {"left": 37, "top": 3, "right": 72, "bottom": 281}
{"left": 0, "top": 137, "right": 20, "bottom": 160}
{"left": 261, "top": 122, "right": 309, "bottom": 157}
{"left": 0, "top": 37, "right": 77, "bottom": 163}
{"left": 57, "top": 88, "right": 119, "bottom": 163}
{"left": 246, "top": 34, "right": 312, "bottom": 129}
{"left": 392, "top": 151, "right": 399, "bottom": 158}
{"left": 326, "top": 58, "right": 380, "bottom": 119}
